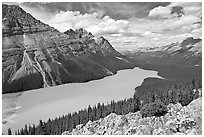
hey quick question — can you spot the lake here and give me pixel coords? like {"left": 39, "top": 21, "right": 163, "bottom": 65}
{"left": 2, "top": 67, "right": 162, "bottom": 134}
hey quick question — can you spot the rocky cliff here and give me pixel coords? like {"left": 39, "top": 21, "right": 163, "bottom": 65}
{"left": 2, "top": 4, "right": 135, "bottom": 94}
{"left": 62, "top": 96, "right": 202, "bottom": 135}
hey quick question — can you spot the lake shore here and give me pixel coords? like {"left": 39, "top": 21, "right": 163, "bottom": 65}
{"left": 2, "top": 67, "right": 162, "bottom": 134}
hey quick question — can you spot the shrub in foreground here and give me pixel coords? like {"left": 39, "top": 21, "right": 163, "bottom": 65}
{"left": 140, "top": 99, "right": 167, "bottom": 118}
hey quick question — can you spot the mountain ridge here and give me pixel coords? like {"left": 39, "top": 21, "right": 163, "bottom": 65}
{"left": 123, "top": 37, "right": 202, "bottom": 66}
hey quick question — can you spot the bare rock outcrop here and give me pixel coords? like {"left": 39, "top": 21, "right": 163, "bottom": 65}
{"left": 62, "top": 97, "right": 202, "bottom": 135}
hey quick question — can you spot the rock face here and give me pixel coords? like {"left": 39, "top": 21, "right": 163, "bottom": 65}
{"left": 2, "top": 4, "right": 56, "bottom": 37}
{"left": 2, "top": 4, "right": 135, "bottom": 94}
{"left": 64, "top": 28, "right": 94, "bottom": 39}
{"left": 62, "top": 97, "right": 202, "bottom": 135}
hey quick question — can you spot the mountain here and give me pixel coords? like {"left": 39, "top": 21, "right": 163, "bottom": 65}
{"left": 64, "top": 28, "right": 94, "bottom": 39}
{"left": 2, "top": 4, "right": 135, "bottom": 94}
{"left": 123, "top": 37, "right": 202, "bottom": 66}
{"left": 62, "top": 96, "right": 202, "bottom": 135}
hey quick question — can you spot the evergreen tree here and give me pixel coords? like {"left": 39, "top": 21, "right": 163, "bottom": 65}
{"left": 17, "top": 129, "right": 20, "bottom": 135}
{"left": 191, "top": 77, "right": 196, "bottom": 90}
{"left": 31, "top": 124, "right": 36, "bottom": 135}
{"left": 197, "top": 79, "right": 202, "bottom": 89}
{"left": 23, "top": 124, "right": 29, "bottom": 135}
{"left": 8, "top": 128, "right": 12, "bottom": 135}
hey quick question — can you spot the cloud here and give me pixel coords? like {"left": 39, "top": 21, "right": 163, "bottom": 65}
{"left": 168, "top": 33, "right": 193, "bottom": 40}
{"left": 152, "top": 37, "right": 160, "bottom": 41}
{"left": 191, "top": 28, "right": 202, "bottom": 39}
{"left": 19, "top": 2, "right": 170, "bottom": 20}
{"left": 85, "top": 16, "right": 129, "bottom": 35}
{"left": 9, "top": 2, "right": 201, "bottom": 51}
{"left": 169, "top": 2, "right": 201, "bottom": 8}
{"left": 168, "top": 2, "right": 202, "bottom": 17}
{"left": 148, "top": 2, "right": 202, "bottom": 19}
{"left": 141, "top": 31, "right": 152, "bottom": 36}
{"left": 47, "top": 10, "right": 129, "bottom": 35}
{"left": 147, "top": 2, "right": 202, "bottom": 39}
{"left": 110, "top": 33, "right": 123, "bottom": 37}
{"left": 149, "top": 6, "right": 172, "bottom": 18}
{"left": 162, "top": 15, "right": 201, "bottom": 31}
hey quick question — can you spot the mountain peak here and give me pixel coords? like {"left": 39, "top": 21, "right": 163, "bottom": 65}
{"left": 64, "top": 28, "right": 93, "bottom": 39}
{"left": 181, "top": 37, "right": 202, "bottom": 47}
{"left": 2, "top": 4, "right": 56, "bottom": 36}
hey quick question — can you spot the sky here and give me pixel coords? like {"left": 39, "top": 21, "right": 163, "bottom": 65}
{"left": 4, "top": 2, "right": 202, "bottom": 52}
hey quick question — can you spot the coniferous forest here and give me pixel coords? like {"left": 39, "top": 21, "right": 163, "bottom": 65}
{"left": 8, "top": 78, "right": 202, "bottom": 135}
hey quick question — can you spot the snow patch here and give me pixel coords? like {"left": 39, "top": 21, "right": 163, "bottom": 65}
{"left": 189, "top": 42, "right": 202, "bottom": 55}
{"left": 103, "top": 68, "right": 114, "bottom": 75}
{"left": 116, "top": 57, "right": 130, "bottom": 63}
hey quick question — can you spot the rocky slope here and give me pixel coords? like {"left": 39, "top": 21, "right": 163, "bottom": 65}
{"left": 62, "top": 96, "right": 202, "bottom": 135}
{"left": 123, "top": 37, "right": 202, "bottom": 66}
{"left": 2, "top": 4, "right": 135, "bottom": 94}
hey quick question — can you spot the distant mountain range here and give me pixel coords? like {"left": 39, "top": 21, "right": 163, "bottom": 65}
{"left": 122, "top": 37, "right": 202, "bottom": 66}
{"left": 2, "top": 4, "right": 135, "bottom": 94}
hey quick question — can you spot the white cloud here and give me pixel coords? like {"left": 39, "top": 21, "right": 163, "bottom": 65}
{"left": 86, "top": 17, "right": 129, "bottom": 35}
{"left": 47, "top": 11, "right": 129, "bottom": 35}
{"left": 127, "top": 18, "right": 163, "bottom": 35}
{"left": 141, "top": 31, "right": 152, "bottom": 36}
{"left": 183, "top": 6, "right": 202, "bottom": 15}
{"left": 147, "top": 2, "right": 201, "bottom": 41}
{"left": 149, "top": 6, "right": 172, "bottom": 18}
{"left": 168, "top": 2, "right": 202, "bottom": 17}
{"left": 110, "top": 33, "right": 123, "bottom": 37}
{"left": 148, "top": 2, "right": 202, "bottom": 19}
{"left": 168, "top": 33, "right": 193, "bottom": 40}
{"left": 192, "top": 28, "right": 202, "bottom": 39}
{"left": 152, "top": 37, "right": 159, "bottom": 41}
{"left": 181, "top": 23, "right": 201, "bottom": 32}
{"left": 162, "top": 15, "right": 201, "bottom": 31}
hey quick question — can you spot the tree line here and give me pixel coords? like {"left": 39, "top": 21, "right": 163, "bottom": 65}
{"left": 7, "top": 78, "right": 201, "bottom": 135}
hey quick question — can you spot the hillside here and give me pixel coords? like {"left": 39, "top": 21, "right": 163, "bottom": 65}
{"left": 62, "top": 96, "right": 202, "bottom": 135}
{"left": 123, "top": 37, "right": 202, "bottom": 66}
{"left": 2, "top": 4, "right": 135, "bottom": 94}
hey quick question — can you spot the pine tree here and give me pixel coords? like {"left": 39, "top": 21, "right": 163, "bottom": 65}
{"left": 96, "top": 103, "right": 102, "bottom": 119}
{"left": 8, "top": 128, "right": 12, "bottom": 135}
{"left": 38, "top": 120, "right": 46, "bottom": 135}
{"left": 197, "top": 79, "right": 202, "bottom": 89}
{"left": 191, "top": 77, "right": 196, "bottom": 90}
{"left": 24, "top": 124, "right": 29, "bottom": 135}
{"left": 17, "top": 129, "right": 20, "bottom": 135}
{"left": 31, "top": 124, "right": 36, "bottom": 135}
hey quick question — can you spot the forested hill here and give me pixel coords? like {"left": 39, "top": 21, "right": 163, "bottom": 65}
{"left": 8, "top": 78, "right": 202, "bottom": 135}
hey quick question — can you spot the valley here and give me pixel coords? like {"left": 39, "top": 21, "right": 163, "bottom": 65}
{"left": 2, "top": 2, "right": 202, "bottom": 135}
{"left": 121, "top": 37, "right": 202, "bottom": 95}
